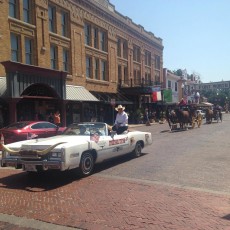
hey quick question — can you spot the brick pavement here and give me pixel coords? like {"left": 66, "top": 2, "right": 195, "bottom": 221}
{"left": 0, "top": 169, "right": 230, "bottom": 229}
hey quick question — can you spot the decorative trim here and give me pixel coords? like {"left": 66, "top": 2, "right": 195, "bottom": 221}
{"left": 10, "top": 22, "right": 35, "bottom": 37}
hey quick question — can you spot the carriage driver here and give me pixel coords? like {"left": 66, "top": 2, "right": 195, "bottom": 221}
{"left": 112, "top": 105, "right": 128, "bottom": 134}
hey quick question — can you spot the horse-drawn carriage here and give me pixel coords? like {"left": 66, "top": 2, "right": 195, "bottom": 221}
{"left": 205, "top": 108, "right": 222, "bottom": 124}
{"left": 166, "top": 104, "right": 200, "bottom": 131}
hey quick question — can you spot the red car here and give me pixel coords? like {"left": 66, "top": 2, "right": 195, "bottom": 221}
{"left": 0, "top": 121, "right": 66, "bottom": 147}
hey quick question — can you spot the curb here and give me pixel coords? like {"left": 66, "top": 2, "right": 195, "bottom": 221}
{"left": 0, "top": 213, "right": 79, "bottom": 230}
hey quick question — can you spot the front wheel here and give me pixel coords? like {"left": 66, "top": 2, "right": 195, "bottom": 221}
{"left": 133, "top": 142, "right": 142, "bottom": 157}
{"left": 80, "top": 152, "right": 95, "bottom": 176}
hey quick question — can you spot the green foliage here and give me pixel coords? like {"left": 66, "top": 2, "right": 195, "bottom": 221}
{"left": 202, "top": 89, "right": 230, "bottom": 106}
{"left": 173, "top": 69, "right": 183, "bottom": 76}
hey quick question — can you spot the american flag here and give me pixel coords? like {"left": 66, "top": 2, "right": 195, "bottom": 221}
{"left": 90, "top": 133, "right": 100, "bottom": 143}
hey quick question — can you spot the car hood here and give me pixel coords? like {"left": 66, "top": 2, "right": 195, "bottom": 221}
{"left": 5, "top": 135, "right": 92, "bottom": 150}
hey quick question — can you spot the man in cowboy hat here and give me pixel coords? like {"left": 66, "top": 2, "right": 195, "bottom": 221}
{"left": 112, "top": 105, "right": 128, "bottom": 134}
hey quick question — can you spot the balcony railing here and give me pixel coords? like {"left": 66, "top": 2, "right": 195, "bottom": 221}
{"left": 118, "top": 79, "right": 162, "bottom": 88}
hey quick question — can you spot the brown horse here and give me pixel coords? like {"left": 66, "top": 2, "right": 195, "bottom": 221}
{"left": 205, "top": 108, "right": 213, "bottom": 124}
{"left": 166, "top": 108, "right": 178, "bottom": 131}
{"left": 174, "top": 108, "right": 192, "bottom": 130}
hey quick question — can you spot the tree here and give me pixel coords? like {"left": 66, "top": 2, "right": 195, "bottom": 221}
{"left": 173, "top": 69, "right": 183, "bottom": 76}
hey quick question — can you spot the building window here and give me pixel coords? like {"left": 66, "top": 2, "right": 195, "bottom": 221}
{"left": 23, "top": 0, "right": 31, "bottom": 23}
{"left": 117, "top": 38, "right": 121, "bottom": 57}
{"left": 25, "top": 37, "right": 33, "bottom": 65}
{"left": 168, "top": 80, "right": 171, "bottom": 89}
{"left": 145, "top": 51, "right": 151, "bottom": 66}
{"left": 62, "top": 48, "right": 69, "bottom": 72}
{"left": 117, "top": 38, "right": 128, "bottom": 59}
{"left": 145, "top": 72, "right": 151, "bottom": 85}
{"left": 48, "top": 6, "right": 56, "bottom": 33}
{"left": 93, "top": 28, "right": 98, "bottom": 49}
{"left": 84, "top": 23, "right": 107, "bottom": 52}
{"left": 123, "top": 41, "right": 128, "bottom": 59}
{"left": 155, "top": 55, "right": 160, "bottom": 70}
{"left": 86, "top": 56, "right": 92, "bottom": 78}
{"left": 94, "top": 58, "right": 99, "bottom": 80}
{"left": 101, "top": 60, "right": 107, "bottom": 81}
{"left": 84, "top": 23, "right": 91, "bottom": 46}
{"left": 133, "top": 45, "right": 140, "bottom": 63}
{"left": 175, "top": 82, "right": 178, "bottom": 91}
{"left": 9, "top": 0, "right": 18, "bottom": 18}
{"left": 124, "top": 66, "right": 128, "bottom": 84}
{"left": 155, "top": 72, "right": 160, "bottom": 85}
{"left": 50, "top": 45, "right": 57, "bottom": 69}
{"left": 118, "top": 65, "right": 122, "bottom": 82}
{"left": 133, "top": 69, "right": 141, "bottom": 85}
{"left": 100, "top": 31, "right": 106, "bottom": 52}
{"left": 11, "top": 33, "right": 20, "bottom": 62}
{"left": 61, "top": 11, "right": 68, "bottom": 37}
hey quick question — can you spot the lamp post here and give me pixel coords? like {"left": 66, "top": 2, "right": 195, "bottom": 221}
{"left": 216, "top": 92, "right": 219, "bottom": 104}
{"left": 195, "top": 92, "right": 200, "bottom": 104}
{"left": 181, "top": 83, "right": 184, "bottom": 100}
{"left": 226, "top": 97, "right": 229, "bottom": 113}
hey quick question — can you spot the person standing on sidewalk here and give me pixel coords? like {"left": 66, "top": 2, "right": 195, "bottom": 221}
{"left": 54, "top": 110, "right": 61, "bottom": 126}
{"left": 112, "top": 105, "right": 128, "bottom": 134}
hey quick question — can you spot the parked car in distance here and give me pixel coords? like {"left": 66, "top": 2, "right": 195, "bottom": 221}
{"left": 0, "top": 121, "right": 66, "bottom": 147}
{"left": 197, "top": 109, "right": 206, "bottom": 119}
{"left": 1, "top": 122, "right": 153, "bottom": 177}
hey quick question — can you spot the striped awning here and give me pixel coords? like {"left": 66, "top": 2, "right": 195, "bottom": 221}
{"left": 0, "top": 77, "right": 7, "bottom": 97}
{"left": 66, "top": 85, "right": 99, "bottom": 102}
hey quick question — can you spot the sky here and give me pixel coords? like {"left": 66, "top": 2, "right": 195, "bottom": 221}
{"left": 110, "top": 0, "right": 230, "bottom": 83}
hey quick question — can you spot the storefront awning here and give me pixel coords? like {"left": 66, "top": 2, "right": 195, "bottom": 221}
{"left": 66, "top": 85, "right": 99, "bottom": 102}
{"left": 91, "top": 91, "right": 133, "bottom": 105}
{"left": 0, "top": 77, "right": 7, "bottom": 97}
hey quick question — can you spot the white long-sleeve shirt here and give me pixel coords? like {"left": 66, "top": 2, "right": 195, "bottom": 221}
{"left": 114, "top": 111, "right": 128, "bottom": 126}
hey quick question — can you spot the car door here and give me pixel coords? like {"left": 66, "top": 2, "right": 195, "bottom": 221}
{"left": 97, "top": 134, "right": 130, "bottom": 161}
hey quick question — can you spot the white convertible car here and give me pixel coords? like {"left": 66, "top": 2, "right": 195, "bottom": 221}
{"left": 1, "top": 122, "right": 152, "bottom": 176}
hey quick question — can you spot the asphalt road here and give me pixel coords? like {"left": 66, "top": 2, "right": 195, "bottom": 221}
{"left": 1, "top": 114, "right": 230, "bottom": 229}
{"left": 97, "top": 113, "right": 230, "bottom": 194}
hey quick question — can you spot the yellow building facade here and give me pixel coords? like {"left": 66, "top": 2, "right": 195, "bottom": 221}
{"left": 0, "top": 0, "right": 163, "bottom": 126}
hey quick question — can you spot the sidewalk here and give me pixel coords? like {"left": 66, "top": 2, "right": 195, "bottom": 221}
{"left": 0, "top": 169, "right": 230, "bottom": 230}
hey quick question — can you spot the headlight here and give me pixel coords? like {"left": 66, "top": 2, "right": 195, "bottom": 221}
{"left": 50, "top": 152, "right": 62, "bottom": 158}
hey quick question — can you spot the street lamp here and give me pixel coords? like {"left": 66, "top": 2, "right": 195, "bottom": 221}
{"left": 195, "top": 92, "right": 200, "bottom": 104}
{"left": 181, "top": 83, "right": 184, "bottom": 100}
{"left": 226, "top": 97, "right": 229, "bottom": 113}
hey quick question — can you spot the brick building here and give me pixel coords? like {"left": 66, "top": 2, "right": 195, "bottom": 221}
{"left": 0, "top": 0, "right": 163, "bottom": 126}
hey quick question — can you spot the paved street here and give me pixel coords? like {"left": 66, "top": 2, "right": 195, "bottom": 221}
{"left": 1, "top": 114, "right": 230, "bottom": 229}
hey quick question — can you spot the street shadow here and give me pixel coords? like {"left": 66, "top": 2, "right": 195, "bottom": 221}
{"left": 0, "top": 169, "right": 82, "bottom": 192}
{"left": 0, "top": 153, "right": 148, "bottom": 191}
{"left": 94, "top": 152, "right": 148, "bottom": 174}
{"left": 222, "top": 214, "right": 230, "bottom": 221}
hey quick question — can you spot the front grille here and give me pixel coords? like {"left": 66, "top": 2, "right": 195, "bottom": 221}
{"left": 19, "top": 150, "right": 38, "bottom": 158}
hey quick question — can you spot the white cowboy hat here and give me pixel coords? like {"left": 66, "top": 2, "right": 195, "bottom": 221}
{"left": 115, "top": 105, "right": 125, "bottom": 111}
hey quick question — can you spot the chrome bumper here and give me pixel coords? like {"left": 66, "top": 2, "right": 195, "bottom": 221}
{"left": 1, "top": 158, "right": 65, "bottom": 171}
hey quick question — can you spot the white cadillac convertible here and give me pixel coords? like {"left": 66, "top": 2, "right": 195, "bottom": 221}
{"left": 1, "top": 122, "right": 152, "bottom": 176}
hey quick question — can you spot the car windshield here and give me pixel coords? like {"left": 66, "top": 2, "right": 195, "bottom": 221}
{"left": 63, "top": 123, "right": 107, "bottom": 136}
{"left": 4, "top": 122, "right": 31, "bottom": 130}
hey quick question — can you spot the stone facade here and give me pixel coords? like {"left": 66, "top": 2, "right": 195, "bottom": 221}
{"left": 0, "top": 0, "right": 164, "bottom": 126}
{"left": 0, "top": 0, "right": 163, "bottom": 94}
